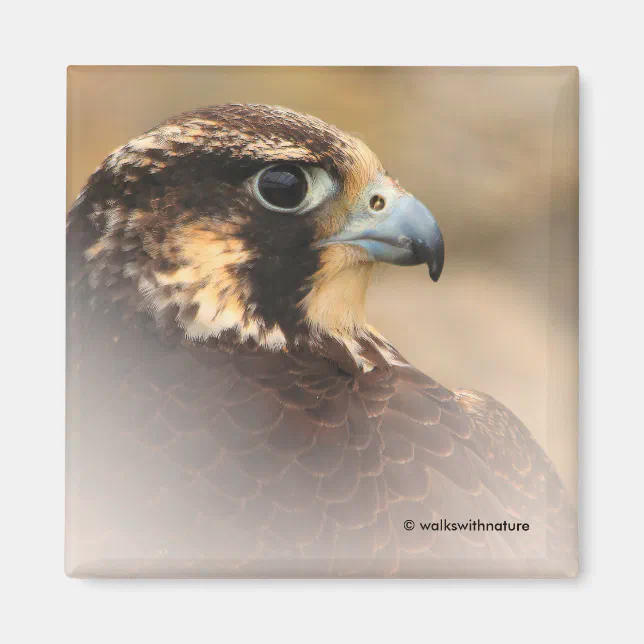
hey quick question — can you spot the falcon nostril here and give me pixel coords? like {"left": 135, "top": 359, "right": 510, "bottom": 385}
{"left": 369, "top": 194, "right": 386, "bottom": 212}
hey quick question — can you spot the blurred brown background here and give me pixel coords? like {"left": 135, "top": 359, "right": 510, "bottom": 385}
{"left": 67, "top": 67, "right": 578, "bottom": 499}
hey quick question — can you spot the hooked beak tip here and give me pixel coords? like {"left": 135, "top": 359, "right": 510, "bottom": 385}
{"left": 426, "top": 233, "right": 445, "bottom": 282}
{"left": 429, "top": 259, "right": 443, "bottom": 282}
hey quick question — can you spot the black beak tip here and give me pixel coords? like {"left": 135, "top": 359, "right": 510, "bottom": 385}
{"left": 426, "top": 235, "right": 445, "bottom": 282}
{"left": 428, "top": 258, "right": 443, "bottom": 282}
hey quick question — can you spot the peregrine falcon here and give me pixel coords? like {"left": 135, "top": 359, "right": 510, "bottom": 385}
{"left": 66, "top": 104, "right": 577, "bottom": 577}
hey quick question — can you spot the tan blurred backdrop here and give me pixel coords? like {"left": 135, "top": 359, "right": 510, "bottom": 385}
{"left": 67, "top": 67, "right": 578, "bottom": 499}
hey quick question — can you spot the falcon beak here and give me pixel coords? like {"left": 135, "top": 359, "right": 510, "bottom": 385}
{"left": 322, "top": 194, "right": 445, "bottom": 282}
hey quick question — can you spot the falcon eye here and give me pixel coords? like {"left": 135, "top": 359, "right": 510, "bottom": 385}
{"left": 255, "top": 164, "right": 309, "bottom": 212}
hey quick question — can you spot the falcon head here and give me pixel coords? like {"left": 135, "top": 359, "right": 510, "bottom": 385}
{"left": 72, "top": 104, "right": 444, "bottom": 359}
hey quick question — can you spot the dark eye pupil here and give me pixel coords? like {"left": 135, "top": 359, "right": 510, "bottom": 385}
{"left": 257, "top": 164, "right": 307, "bottom": 210}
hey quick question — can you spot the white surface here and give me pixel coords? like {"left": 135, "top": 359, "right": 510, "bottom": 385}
{"left": 2, "top": 1, "right": 642, "bottom": 642}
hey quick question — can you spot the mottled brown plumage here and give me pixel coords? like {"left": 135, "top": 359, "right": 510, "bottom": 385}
{"left": 66, "top": 104, "right": 576, "bottom": 577}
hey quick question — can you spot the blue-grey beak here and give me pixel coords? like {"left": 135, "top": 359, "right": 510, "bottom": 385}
{"left": 322, "top": 194, "right": 444, "bottom": 282}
